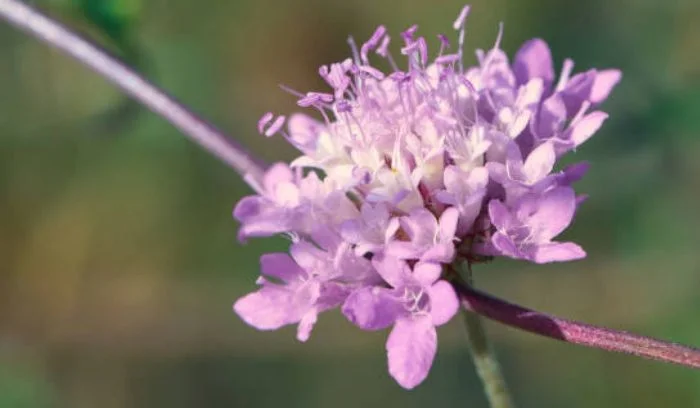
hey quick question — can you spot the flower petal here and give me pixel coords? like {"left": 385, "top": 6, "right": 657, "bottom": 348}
{"left": 533, "top": 94, "right": 567, "bottom": 139}
{"left": 289, "top": 241, "right": 326, "bottom": 272}
{"left": 260, "top": 253, "right": 302, "bottom": 283}
{"left": 428, "top": 280, "right": 459, "bottom": 326}
{"left": 233, "top": 286, "right": 299, "bottom": 330}
{"left": 262, "top": 163, "right": 295, "bottom": 193}
{"left": 569, "top": 111, "right": 608, "bottom": 146}
{"left": 513, "top": 38, "right": 554, "bottom": 88}
{"left": 401, "top": 208, "right": 439, "bottom": 245}
{"left": 561, "top": 70, "right": 596, "bottom": 115}
{"left": 287, "top": 113, "right": 323, "bottom": 153}
{"left": 523, "top": 142, "right": 555, "bottom": 183}
{"left": 590, "top": 69, "right": 622, "bottom": 104}
{"left": 296, "top": 309, "right": 318, "bottom": 342}
{"left": 532, "top": 242, "right": 586, "bottom": 263}
{"left": 385, "top": 241, "right": 423, "bottom": 261}
{"left": 372, "top": 254, "right": 411, "bottom": 288}
{"left": 342, "top": 287, "right": 401, "bottom": 330}
{"left": 386, "top": 317, "right": 437, "bottom": 389}
{"left": 413, "top": 262, "right": 442, "bottom": 286}
{"left": 234, "top": 197, "right": 296, "bottom": 240}
{"left": 420, "top": 244, "right": 456, "bottom": 264}
{"left": 529, "top": 186, "right": 577, "bottom": 240}
{"left": 438, "top": 207, "right": 460, "bottom": 240}
{"left": 488, "top": 200, "right": 512, "bottom": 231}
{"left": 558, "top": 162, "right": 590, "bottom": 186}
{"left": 491, "top": 231, "right": 522, "bottom": 259}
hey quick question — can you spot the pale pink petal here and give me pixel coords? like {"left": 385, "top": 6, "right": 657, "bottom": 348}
{"left": 491, "top": 231, "right": 521, "bottom": 259}
{"left": 233, "top": 287, "right": 298, "bottom": 330}
{"left": 342, "top": 287, "right": 401, "bottom": 330}
{"left": 523, "top": 142, "right": 555, "bottom": 183}
{"left": 590, "top": 69, "right": 622, "bottom": 104}
{"left": 402, "top": 208, "right": 439, "bottom": 245}
{"left": 287, "top": 113, "right": 322, "bottom": 151}
{"left": 386, "top": 317, "right": 438, "bottom": 389}
{"left": 428, "top": 281, "right": 460, "bottom": 326}
{"left": 529, "top": 187, "right": 576, "bottom": 240}
{"left": 570, "top": 111, "right": 608, "bottom": 146}
{"left": 438, "top": 207, "right": 460, "bottom": 240}
{"left": 260, "top": 253, "right": 302, "bottom": 283}
{"left": 372, "top": 254, "right": 411, "bottom": 288}
{"left": 488, "top": 200, "right": 512, "bottom": 231}
{"left": 533, "top": 94, "right": 567, "bottom": 138}
{"left": 289, "top": 241, "right": 325, "bottom": 271}
{"left": 420, "top": 244, "right": 455, "bottom": 264}
{"left": 513, "top": 38, "right": 555, "bottom": 88}
{"left": 296, "top": 309, "right": 318, "bottom": 342}
{"left": 385, "top": 241, "right": 423, "bottom": 261}
{"left": 413, "top": 262, "right": 442, "bottom": 286}
{"left": 533, "top": 242, "right": 586, "bottom": 263}
{"left": 263, "top": 163, "right": 295, "bottom": 193}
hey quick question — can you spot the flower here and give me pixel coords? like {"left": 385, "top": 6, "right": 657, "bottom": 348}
{"left": 342, "top": 255, "right": 459, "bottom": 389}
{"left": 234, "top": 230, "right": 375, "bottom": 342}
{"left": 386, "top": 207, "right": 459, "bottom": 263}
{"left": 233, "top": 4, "right": 619, "bottom": 388}
{"left": 487, "top": 186, "right": 586, "bottom": 263}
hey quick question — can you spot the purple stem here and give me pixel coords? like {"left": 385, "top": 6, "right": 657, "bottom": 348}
{"left": 454, "top": 282, "right": 700, "bottom": 369}
{"left": 3, "top": 0, "right": 700, "bottom": 371}
{"left": 0, "top": 0, "right": 267, "bottom": 188}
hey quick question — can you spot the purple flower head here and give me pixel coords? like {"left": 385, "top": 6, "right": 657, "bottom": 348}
{"left": 342, "top": 255, "right": 459, "bottom": 389}
{"left": 233, "top": 4, "right": 619, "bottom": 389}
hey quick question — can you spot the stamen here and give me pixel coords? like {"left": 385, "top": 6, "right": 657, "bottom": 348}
{"left": 401, "top": 24, "right": 419, "bottom": 44}
{"left": 264, "top": 115, "right": 286, "bottom": 137}
{"left": 453, "top": 5, "right": 470, "bottom": 72}
{"left": 555, "top": 58, "right": 575, "bottom": 92}
{"left": 279, "top": 84, "right": 306, "bottom": 98}
{"left": 347, "top": 36, "right": 361, "bottom": 65}
{"left": 297, "top": 92, "right": 334, "bottom": 108}
{"left": 437, "top": 33, "right": 451, "bottom": 54}
{"left": 361, "top": 25, "right": 387, "bottom": 64}
{"left": 377, "top": 34, "right": 391, "bottom": 57}
{"left": 453, "top": 5, "right": 471, "bottom": 31}
{"left": 257, "top": 112, "right": 274, "bottom": 134}
{"left": 435, "top": 53, "right": 460, "bottom": 65}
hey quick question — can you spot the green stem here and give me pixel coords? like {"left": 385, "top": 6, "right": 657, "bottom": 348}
{"left": 459, "top": 263, "right": 514, "bottom": 408}
{"left": 462, "top": 308, "right": 514, "bottom": 408}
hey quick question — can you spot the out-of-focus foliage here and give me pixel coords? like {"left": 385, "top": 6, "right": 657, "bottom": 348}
{"left": 1, "top": 0, "right": 699, "bottom": 407}
{"left": 47, "top": 0, "right": 147, "bottom": 133}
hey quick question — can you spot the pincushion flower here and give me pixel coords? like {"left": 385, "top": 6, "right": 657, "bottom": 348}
{"left": 7, "top": 0, "right": 700, "bottom": 404}
{"left": 233, "top": 4, "right": 620, "bottom": 389}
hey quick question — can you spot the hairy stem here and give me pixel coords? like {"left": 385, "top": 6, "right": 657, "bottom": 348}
{"left": 0, "top": 0, "right": 266, "bottom": 187}
{"left": 454, "top": 281, "right": 700, "bottom": 369}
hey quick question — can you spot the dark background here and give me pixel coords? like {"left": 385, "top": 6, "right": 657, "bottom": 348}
{"left": 1, "top": 0, "right": 700, "bottom": 406}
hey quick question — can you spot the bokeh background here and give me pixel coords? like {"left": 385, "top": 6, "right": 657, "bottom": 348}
{"left": 1, "top": 0, "right": 700, "bottom": 406}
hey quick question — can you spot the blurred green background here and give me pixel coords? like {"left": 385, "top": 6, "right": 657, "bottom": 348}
{"left": 1, "top": 0, "right": 700, "bottom": 407}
